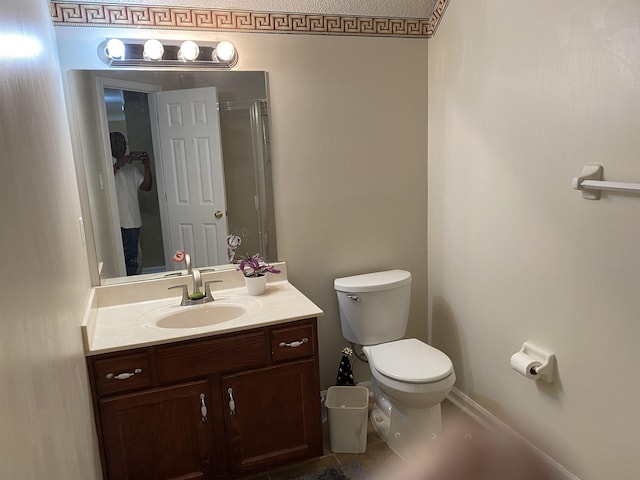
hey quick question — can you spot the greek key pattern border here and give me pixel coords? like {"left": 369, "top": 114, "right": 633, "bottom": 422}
{"left": 427, "top": 0, "right": 450, "bottom": 37}
{"left": 50, "top": 1, "right": 450, "bottom": 38}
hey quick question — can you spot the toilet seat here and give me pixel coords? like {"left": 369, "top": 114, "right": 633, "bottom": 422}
{"left": 366, "top": 338, "right": 453, "bottom": 384}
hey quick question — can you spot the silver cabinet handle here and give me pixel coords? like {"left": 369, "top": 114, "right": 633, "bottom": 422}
{"left": 228, "top": 388, "right": 235, "bottom": 415}
{"left": 200, "top": 393, "right": 208, "bottom": 421}
{"left": 279, "top": 338, "right": 308, "bottom": 348}
{"left": 106, "top": 368, "right": 142, "bottom": 380}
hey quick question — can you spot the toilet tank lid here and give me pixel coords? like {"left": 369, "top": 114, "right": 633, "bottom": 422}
{"left": 334, "top": 270, "right": 411, "bottom": 293}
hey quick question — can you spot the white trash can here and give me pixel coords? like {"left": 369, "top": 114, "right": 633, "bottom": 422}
{"left": 325, "top": 386, "right": 369, "bottom": 454}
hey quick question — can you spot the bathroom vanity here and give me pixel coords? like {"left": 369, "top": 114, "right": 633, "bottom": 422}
{"left": 83, "top": 269, "right": 324, "bottom": 480}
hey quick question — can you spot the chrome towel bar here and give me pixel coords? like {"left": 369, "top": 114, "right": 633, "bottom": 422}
{"left": 572, "top": 164, "right": 640, "bottom": 200}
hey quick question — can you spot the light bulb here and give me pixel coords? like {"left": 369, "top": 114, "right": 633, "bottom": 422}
{"left": 178, "top": 40, "right": 200, "bottom": 61}
{"left": 105, "top": 39, "right": 125, "bottom": 60}
{"left": 214, "top": 41, "right": 235, "bottom": 62}
{"left": 143, "top": 39, "right": 164, "bottom": 61}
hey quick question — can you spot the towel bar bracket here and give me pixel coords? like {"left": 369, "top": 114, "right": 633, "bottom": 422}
{"left": 572, "top": 164, "right": 604, "bottom": 200}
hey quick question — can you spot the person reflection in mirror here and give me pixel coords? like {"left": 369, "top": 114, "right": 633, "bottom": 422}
{"left": 110, "top": 131, "right": 152, "bottom": 276}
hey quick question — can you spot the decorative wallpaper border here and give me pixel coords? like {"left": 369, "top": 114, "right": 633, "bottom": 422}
{"left": 428, "top": 0, "right": 450, "bottom": 37}
{"left": 50, "top": 1, "right": 450, "bottom": 38}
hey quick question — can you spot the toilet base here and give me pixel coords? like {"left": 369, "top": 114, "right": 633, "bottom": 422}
{"left": 370, "top": 391, "right": 443, "bottom": 458}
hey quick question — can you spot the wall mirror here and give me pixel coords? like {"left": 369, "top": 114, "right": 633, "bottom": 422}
{"left": 67, "top": 69, "right": 277, "bottom": 285}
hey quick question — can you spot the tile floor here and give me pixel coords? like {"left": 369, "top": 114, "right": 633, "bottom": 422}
{"left": 246, "top": 399, "right": 471, "bottom": 480}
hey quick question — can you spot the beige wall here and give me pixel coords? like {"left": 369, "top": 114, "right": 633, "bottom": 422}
{"left": 56, "top": 29, "right": 429, "bottom": 389}
{"left": 0, "top": 0, "right": 101, "bottom": 479}
{"left": 253, "top": 34, "right": 430, "bottom": 386}
{"left": 428, "top": 1, "right": 640, "bottom": 479}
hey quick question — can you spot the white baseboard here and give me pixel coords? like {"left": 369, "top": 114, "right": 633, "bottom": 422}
{"left": 448, "top": 388, "right": 580, "bottom": 480}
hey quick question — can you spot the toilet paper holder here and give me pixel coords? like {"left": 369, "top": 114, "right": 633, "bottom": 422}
{"left": 514, "top": 342, "right": 555, "bottom": 383}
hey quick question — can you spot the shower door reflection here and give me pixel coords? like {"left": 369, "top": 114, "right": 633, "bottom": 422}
{"left": 220, "top": 100, "right": 277, "bottom": 263}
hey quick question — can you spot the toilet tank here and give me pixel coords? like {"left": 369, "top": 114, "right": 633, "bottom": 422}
{"left": 334, "top": 270, "right": 412, "bottom": 346}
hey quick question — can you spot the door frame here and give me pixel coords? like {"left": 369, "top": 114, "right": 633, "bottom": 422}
{"left": 94, "top": 76, "right": 162, "bottom": 277}
{"left": 147, "top": 92, "right": 173, "bottom": 270}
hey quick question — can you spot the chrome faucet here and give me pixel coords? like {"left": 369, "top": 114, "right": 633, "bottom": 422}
{"left": 168, "top": 273, "right": 223, "bottom": 306}
{"left": 191, "top": 267, "right": 202, "bottom": 295}
{"left": 184, "top": 253, "right": 192, "bottom": 275}
{"left": 168, "top": 251, "right": 224, "bottom": 305}
{"left": 164, "top": 251, "right": 192, "bottom": 278}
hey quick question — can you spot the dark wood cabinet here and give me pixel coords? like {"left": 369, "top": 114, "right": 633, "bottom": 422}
{"left": 87, "top": 318, "right": 322, "bottom": 480}
{"left": 100, "top": 381, "right": 214, "bottom": 480}
{"left": 222, "top": 359, "right": 322, "bottom": 476}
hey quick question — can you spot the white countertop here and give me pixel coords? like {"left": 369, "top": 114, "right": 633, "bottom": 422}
{"left": 83, "top": 278, "right": 324, "bottom": 356}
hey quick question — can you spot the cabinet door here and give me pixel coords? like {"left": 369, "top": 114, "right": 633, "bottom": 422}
{"left": 100, "top": 380, "right": 215, "bottom": 480}
{"left": 222, "top": 359, "right": 322, "bottom": 475}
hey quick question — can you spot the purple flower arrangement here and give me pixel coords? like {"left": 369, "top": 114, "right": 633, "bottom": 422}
{"left": 237, "top": 253, "right": 281, "bottom": 278}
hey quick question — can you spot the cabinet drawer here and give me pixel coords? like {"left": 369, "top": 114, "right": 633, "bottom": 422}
{"left": 93, "top": 352, "right": 152, "bottom": 397}
{"left": 156, "top": 330, "right": 268, "bottom": 383}
{"left": 271, "top": 322, "right": 316, "bottom": 362}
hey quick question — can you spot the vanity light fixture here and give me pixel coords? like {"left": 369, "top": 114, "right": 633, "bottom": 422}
{"left": 178, "top": 40, "right": 200, "bottom": 62}
{"left": 213, "top": 41, "right": 235, "bottom": 62}
{"left": 143, "top": 39, "right": 164, "bottom": 61}
{"left": 98, "top": 38, "right": 238, "bottom": 68}
{"left": 104, "top": 38, "right": 125, "bottom": 60}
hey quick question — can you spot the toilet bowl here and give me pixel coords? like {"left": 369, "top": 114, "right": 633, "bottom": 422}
{"left": 364, "top": 338, "right": 455, "bottom": 455}
{"left": 334, "top": 270, "right": 456, "bottom": 456}
{"left": 364, "top": 338, "right": 455, "bottom": 408}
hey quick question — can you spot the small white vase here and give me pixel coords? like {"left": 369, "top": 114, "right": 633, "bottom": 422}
{"left": 245, "top": 274, "right": 267, "bottom": 295}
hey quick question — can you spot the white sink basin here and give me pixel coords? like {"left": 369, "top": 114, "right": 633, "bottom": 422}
{"left": 154, "top": 304, "right": 248, "bottom": 329}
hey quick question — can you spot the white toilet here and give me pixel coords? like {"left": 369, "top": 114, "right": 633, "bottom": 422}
{"left": 334, "top": 270, "right": 455, "bottom": 455}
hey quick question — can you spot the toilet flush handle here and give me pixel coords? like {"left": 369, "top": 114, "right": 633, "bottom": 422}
{"left": 346, "top": 294, "right": 360, "bottom": 302}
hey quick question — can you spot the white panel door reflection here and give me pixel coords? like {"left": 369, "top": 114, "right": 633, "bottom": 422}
{"left": 155, "top": 87, "right": 228, "bottom": 268}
